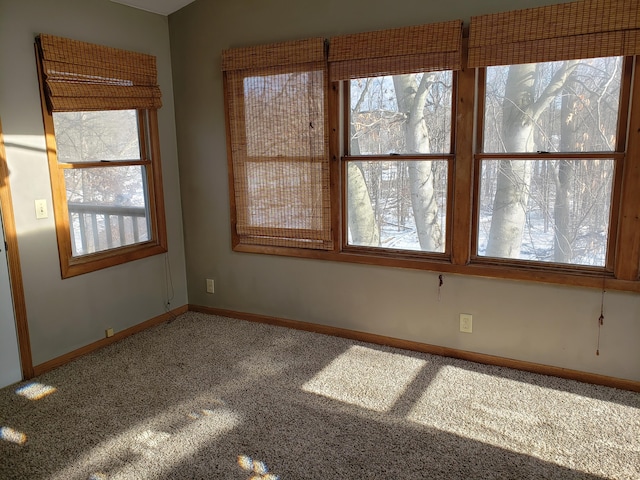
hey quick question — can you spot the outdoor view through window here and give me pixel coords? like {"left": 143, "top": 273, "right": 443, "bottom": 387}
{"left": 478, "top": 57, "right": 622, "bottom": 266}
{"left": 347, "top": 71, "right": 453, "bottom": 253}
{"left": 53, "top": 110, "right": 151, "bottom": 257}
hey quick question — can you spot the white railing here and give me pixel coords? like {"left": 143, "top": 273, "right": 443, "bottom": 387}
{"left": 67, "top": 202, "right": 148, "bottom": 256}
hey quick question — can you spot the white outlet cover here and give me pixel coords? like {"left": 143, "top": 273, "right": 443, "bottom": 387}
{"left": 460, "top": 313, "right": 473, "bottom": 333}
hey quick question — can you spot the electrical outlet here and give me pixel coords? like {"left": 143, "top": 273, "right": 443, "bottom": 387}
{"left": 206, "top": 278, "right": 215, "bottom": 294}
{"left": 105, "top": 328, "right": 114, "bottom": 338}
{"left": 460, "top": 314, "right": 473, "bottom": 333}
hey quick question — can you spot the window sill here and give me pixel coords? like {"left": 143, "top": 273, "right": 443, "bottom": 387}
{"left": 62, "top": 242, "right": 167, "bottom": 278}
{"left": 232, "top": 243, "right": 640, "bottom": 293}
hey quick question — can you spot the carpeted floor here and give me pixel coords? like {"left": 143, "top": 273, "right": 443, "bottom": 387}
{"left": 0, "top": 311, "right": 638, "bottom": 479}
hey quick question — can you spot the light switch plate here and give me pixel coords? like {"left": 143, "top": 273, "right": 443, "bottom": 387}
{"left": 35, "top": 199, "right": 48, "bottom": 219}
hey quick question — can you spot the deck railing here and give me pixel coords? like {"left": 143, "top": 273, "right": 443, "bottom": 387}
{"left": 67, "top": 202, "right": 148, "bottom": 256}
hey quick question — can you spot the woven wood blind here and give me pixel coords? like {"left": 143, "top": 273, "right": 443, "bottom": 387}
{"left": 222, "top": 38, "right": 333, "bottom": 250}
{"left": 328, "top": 20, "right": 463, "bottom": 81}
{"left": 469, "top": 0, "right": 640, "bottom": 67}
{"left": 37, "top": 34, "right": 162, "bottom": 112}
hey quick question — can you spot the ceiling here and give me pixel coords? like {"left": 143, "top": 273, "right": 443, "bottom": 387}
{"left": 109, "top": 0, "right": 196, "bottom": 15}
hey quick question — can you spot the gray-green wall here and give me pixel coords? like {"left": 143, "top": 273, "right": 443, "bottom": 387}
{"left": 0, "top": 0, "right": 188, "bottom": 366}
{"left": 168, "top": 0, "right": 640, "bottom": 382}
{"left": 1, "top": 0, "right": 637, "bottom": 383}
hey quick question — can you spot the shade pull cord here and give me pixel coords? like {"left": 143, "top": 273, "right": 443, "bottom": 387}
{"left": 164, "top": 252, "right": 176, "bottom": 322}
{"left": 597, "top": 278, "right": 605, "bottom": 356}
{"left": 438, "top": 274, "right": 444, "bottom": 302}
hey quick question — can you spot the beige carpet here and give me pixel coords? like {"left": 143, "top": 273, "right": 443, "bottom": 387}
{"left": 0, "top": 311, "right": 638, "bottom": 479}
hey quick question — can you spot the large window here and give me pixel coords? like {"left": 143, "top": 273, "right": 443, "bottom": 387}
{"left": 331, "top": 20, "right": 462, "bottom": 256}
{"left": 222, "top": 38, "right": 332, "bottom": 251}
{"left": 466, "top": 0, "right": 640, "bottom": 280}
{"left": 475, "top": 57, "right": 625, "bottom": 269}
{"left": 222, "top": 0, "right": 640, "bottom": 292}
{"left": 37, "top": 34, "right": 167, "bottom": 278}
{"left": 345, "top": 72, "right": 452, "bottom": 253}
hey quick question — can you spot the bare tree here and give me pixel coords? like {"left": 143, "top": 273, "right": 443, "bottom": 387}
{"left": 348, "top": 72, "right": 450, "bottom": 251}
{"left": 554, "top": 74, "right": 578, "bottom": 263}
{"left": 348, "top": 78, "right": 380, "bottom": 246}
{"left": 393, "top": 73, "right": 441, "bottom": 251}
{"left": 485, "top": 60, "right": 579, "bottom": 258}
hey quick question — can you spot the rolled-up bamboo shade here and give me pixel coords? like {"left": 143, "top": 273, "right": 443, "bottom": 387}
{"left": 37, "top": 34, "right": 162, "bottom": 112}
{"left": 328, "top": 20, "right": 463, "bottom": 81}
{"left": 469, "top": 0, "right": 640, "bottom": 67}
{"left": 221, "top": 37, "right": 326, "bottom": 71}
{"left": 223, "top": 38, "right": 333, "bottom": 250}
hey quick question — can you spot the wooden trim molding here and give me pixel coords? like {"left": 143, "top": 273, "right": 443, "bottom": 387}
{"left": 36, "top": 46, "right": 168, "bottom": 279}
{"left": 615, "top": 55, "right": 640, "bottom": 280}
{"left": 190, "top": 304, "right": 640, "bottom": 393}
{"left": 32, "top": 305, "right": 188, "bottom": 376}
{"left": 0, "top": 118, "right": 34, "bottom": 379}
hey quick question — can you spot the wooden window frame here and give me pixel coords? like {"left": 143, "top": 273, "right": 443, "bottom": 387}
{"left": 222, "top": 38, "right": 333, "bottom": 252}
{"left": 39, "top": 103, "right": 168, "bottom": 278}
{"left": 340, "top": 73, "right": 457, "bottom": 260}
{"left": 35, "top": 35, "right": 167, "bottom": 278}
{"left": 221, "top": 6, "right": 640, "bottom": 293}
{"left": 469, "top": 58, "right": 632, "bottom": 276}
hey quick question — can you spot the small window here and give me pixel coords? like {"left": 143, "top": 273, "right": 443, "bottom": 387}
{"left": 53, "top": 110, "right": 154, "bottom": 257}
{"left": 475, "top": 57, "right": 624, "bottom": 267}
{"left": 36, "top": 34, "right": 167, "bottom": 277}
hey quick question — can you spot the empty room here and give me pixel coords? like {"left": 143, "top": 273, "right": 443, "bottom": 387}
{"left": 0, "top": 0, "right": 639, "bottom": 478}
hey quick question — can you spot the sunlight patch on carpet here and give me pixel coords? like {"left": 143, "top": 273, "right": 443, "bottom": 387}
{"left": 49, "top": 398, "right": 240, "bottom": 480}
{"left": 238, "top": 454, "right": 280, "bottom": 479}
{"left": 0, "top": 426, "right": 27, "bottom": 445}
{"left": 302, "top": 345, "right": 426, "bottom": 412}
{"left": 15, "top": 382, "right": 56, "bottom": 400}
{"left": 407, "top": 365, "right": 640, "bottom": 479}
{"left": 88, "top": 473, "right": 108, "bottom": 480}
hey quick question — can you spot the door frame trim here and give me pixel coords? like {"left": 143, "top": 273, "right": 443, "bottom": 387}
{"left": 0, "top": 118, "right": 33, "bottom": 379}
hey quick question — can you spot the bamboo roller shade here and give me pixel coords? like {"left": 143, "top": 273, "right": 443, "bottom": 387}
{"left": 328, "top": 20, "right": 463, "bottom": 81}
{"left": 223, "top": 38, "right": 332, "bottom": 250}
{"left": 222, "top": 37, "right": 326, "bottom": 71}
{"left": 37, "top": 34, "right": 162, "bottom": 112}
{"left": 469, "top": 0, "right": 640, "bottom": 67}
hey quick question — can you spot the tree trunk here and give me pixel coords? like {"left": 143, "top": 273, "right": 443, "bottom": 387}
{"left": 554, "top": 76, "right": 577, "bottom": 263}
{"left": 347, "top": 80, "right": 380, "bottom": 246}
{"left": 485, "top": 61, "right": 579, "bottom": 259}
{"left": 393, "top": 74, "right": 441, "bottom": 251}
{"left": 347, "top": 161, "right": 380, "bottom": 246}
{"left": 485, "top": 64, "right": 535, "bottom": 258}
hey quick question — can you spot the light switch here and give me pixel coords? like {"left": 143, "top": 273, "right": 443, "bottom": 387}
{"left": 35, "top": 199, "right": 48, "bottom": 219}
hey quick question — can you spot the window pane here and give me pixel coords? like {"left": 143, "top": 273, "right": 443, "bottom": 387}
{"left": 477, "top": 159, "right": 614, "bottom": 266}
{"left": 53, "top": 110, "right": 141, "bottom": 162}
{"left": 243, "top": 71, "right": 325, "bottom": 158}
{"left": 65, "top": 166, "right": 150, "bottom": 256}
{"left": 346, "top": 160, "right": 447, "bottom": 253}
{"left": 483, "top": 57, "right": 622, "bottom": 153}
{"left": 230, "top": 67, "right": 332, "bottom": 250}
{"left": 242, "top": 159, "right": 326, "bottom": 233}
{"left": 350, "top": 72, "right": 452, "bottom": 155}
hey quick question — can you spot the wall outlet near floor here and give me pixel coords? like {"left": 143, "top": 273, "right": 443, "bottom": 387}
{"left": 206, "top": 278, "right": 215, "bottom": 294}
{"left": 105, "top": 328, "right": 114, "bottom": 338}
{"left": 459, "top": 314, "right": 473, "bottom": 333}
